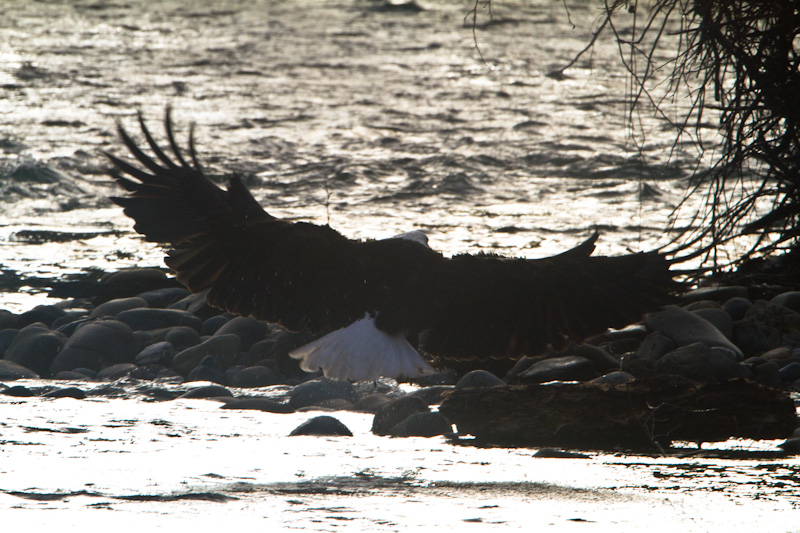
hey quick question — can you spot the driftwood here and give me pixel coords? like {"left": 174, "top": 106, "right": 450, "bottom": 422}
{"left": 438, "top": 377, "right": 798, "bottom": 450}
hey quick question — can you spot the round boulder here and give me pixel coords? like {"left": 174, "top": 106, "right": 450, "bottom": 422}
{"left": 50, "top": 320, "right": 137, "bottom": 375}
{"left": 4, "top": 323, "right": 65, "bottom": 377}
{"left": 288, "top": 378, "right": 359, "bottom": 409}
{"left": 289, "top": 415, "right": 353, "bottom": 437}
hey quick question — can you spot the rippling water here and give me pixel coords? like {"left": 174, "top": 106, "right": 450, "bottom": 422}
{"left": 3, "top": 1, "right": 795, "bottom": 529}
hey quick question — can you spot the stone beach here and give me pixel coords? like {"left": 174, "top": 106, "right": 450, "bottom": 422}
{"left": 1, "top": 267, "right": 799, "bottom": 449}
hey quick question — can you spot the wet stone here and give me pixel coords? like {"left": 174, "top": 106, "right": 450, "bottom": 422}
{"left": 692, "top": 307, "right": 734, "bottom": 340}
{"left": 288, "top": 378, "right": 359, "bottom": 409}
{"left": 289, "top": 415, "right": 353, "bottom": 437}
{"left": 0, "top": 310, "right": 17, "bottom": 330}
{"left": 635, "top": 331, "right": 677, "bottom": 360}
{"left": 42, "top": 387, "right": 86, "bottom": 399}
{"left": 213, "top": 316, "right": 270, "bottom": 351}
{"left": 723, "top": 297, "right": 753, "bottom": 321}
{"left": 228, "top": 365, "right": 280, "bottom": 388}
{"left": 172, "top": 334, "right": 242, "bottom": 375}
{"left": 17, "top": 304, "right": 67, "bottom": 328}
{"left": 3, "top": 323, "right": 65, "bottom": 377}
{"left": 177, "top": 384, "right": 233, "bottom": 399}
{"left": 680, "top": 285, "right": 748, "bottom": 304}
{"left": 89, "top": 296, "right": 148, "bottom": 318}
{"left": 779, "top": 362, "right": 800, "bottom": 382}
{"left": 53, "top": 370, "right": 95, "bottom": 380}
{"left": 351, "top": 393, "right": 392, "bottom": 413}
{"left": 201, "top": 315, "right": 230, "bottom": 336}
{"left": 0, "top": 359, "right": 40, "bottom": 380}
{"left": 50, "top": 320, "right": 137, "bottom": 375}
{"left": 372, "top": 396, "right": 428, "bottom": 435}
{"left": 591, "top": 370, "right": 635, "bottom": 385}
{"left": 388, "top": 411, "right": 452, "bottom": 438}
{"left": 515, "top": 355, "right": 597, "bottom": 384}
{"left": 408, "top": 385, "right": 454, "bottom": 405}
{"left": 136, "top": 287, "right": 190, "bottom": 308}
{"left": 164, "top": 326, "right": 201, "bottom": 350}
{"left": 2, "top": 384, "right": 35, "bottom": 396}
{"left": 770, "top": 291, "right": 800, "bottom": 313}
{"left": 116, "top": 308, "right": 202, "bottom": 332}
{"left": 654, "top": 342, "right": 751, "bottom": 382}
{"left": 97, "top": 363, "right": 138, "bottom": 380}
{"left": 51, "top": 313, "right": 88, "bottom": 331}
{"left": 646, "top": 305, "right": 743, "bottom": 360}
{"left": 219, "top": 398, "right": 295, "bottom": 413}
{"left": 134, "top": 341, "right": 174, "bottom": 366}
{"left": 455, "top": 369, "right": 505, "bottom": 389}
{"left": 569, "top": 344, "right": 619, "bottom": 373}
{"left": 187, "top": 356, "right": 226, "bottom": 384}
{"left": 748, "top": 361, "right": 782, "bottom": 388}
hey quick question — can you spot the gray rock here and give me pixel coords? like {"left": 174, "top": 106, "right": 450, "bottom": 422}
{"left": 177, "top": 384, "right": 233, "bottom": 399}
{"left": 733, "top": 301, "right": 800, "bottom": 357}
{"left": 0, "top": 359, "right": 40, "bottom": 380}
{"left": 214, "top": 316, "right": 270, "bottom": 351}
{"left": 164, "top": 326, "right": 201, "bottom": 350}
{"left": 570, "top": 344, "right": 619, "bottom": 372}
{"left": 619, "top": 352, "right": 656, "bottom": 378}
{"left": 50, "top": 320, "right": 137, "bottom": 375}
{"left": 219, "top": 398, "right": 294, "bottom": 413}
{"left": 202, "top": 315, "right": 230, "bottom": 336}
{"left": 53, "top": 370, "right": 95, "bottom": 380}
{"left": 289, "top": 378, "right": 359, "bottom": 409}
{"left": 135, "top": 341, "right": 174, "bottom": 366}
{"left": 0, "top": 310, "right": 17, "bottom": 330}
{"left": 136, "top": 287, "right": 190, "bottom": 308}
{"left": 116, "top": 308, "right": 201, "bottom": 332}
{"left": 388, "top": 411, "right": 452, "bottom": 437}
{"left": 42, "top": 387, "right": 86, "bottom": 399}
{"left": 723, "top": 297, "right": 753, "bottom": 321}
{"left": 0, "top": 328, "right": 19, "bottom": 356}
{"left": 17, "top": 305, "right": 67, "bottom": 328}
{"left": 635, "top": 331, "right": 677, "bottom": 360}
{"left": 172, "top": 334, "right": 242, "bottom": 374}
{"left": 692, "top": 307, "right": 734, "bottom": 340}
{"left": 2, "top": 384, "right": 35, "bottom": 396}
{"left": 408, "top": 385, "right": 454, "bottom": 405}
{"left": 646, "top": 305, "right": 743, "bottom": 360}
{"left": 90, "top": 296, "right": 148, "bottom": 318}
{"left": 591, "top": 370, "right": 635, "bottom": 385}
{"left": 169, "top": 290, "right": 221, "bottom": 320}
{"left": 770, "top": 291, "right": 800, "bottom": 313}
{"left": 289, "top": 415, "right": 353, "bottom": 437}
{"left": 351, "top": 393, "right": 392, "bottom": 413}
{"left": 516, "top": 355, "right": 597, "bottom": 383}
{"left": 746, "top": 360, "right": 782, "bottom": 388}
{"left": 372, "top": 396, "right": 428, "bottom": 435}
{"left": 4, "top": 323, "right": 66, "bottom": 377}
{"left": 654, "top": 342, "right": 751, "bottom": 382}
{"left": 455, "top": 369, "right": 505, "bottom": 389}
{"left": 97, "top": 363, "right": 138, "bottom": 380}
{"left": 680, "top": 285, "right": 748, "bottom": 304}
{"left": 779, "top": 362, "right": 800, "bottom": 382}
{"left": 187, "top": 356, "right": 226, "bottom": 384}
{"left": 228, "top": 365, "right": 280, "bottom": 388}
{"left": 51, "top": 312, "right": 89, "bottom": 331}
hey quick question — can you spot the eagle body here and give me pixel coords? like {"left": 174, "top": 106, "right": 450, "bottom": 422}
{"left": 107, "top": 111, "right": 679, "bottom": 381}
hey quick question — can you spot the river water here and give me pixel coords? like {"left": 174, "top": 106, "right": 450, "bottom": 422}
{"left": 1, "top": 0, "right": 797, "bottom": 530}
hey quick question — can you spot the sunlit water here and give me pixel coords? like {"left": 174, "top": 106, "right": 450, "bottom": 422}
{"left": 1, "top": 0, "right": 796, "bottom": 529}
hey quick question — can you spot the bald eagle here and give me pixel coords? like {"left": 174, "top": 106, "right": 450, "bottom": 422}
{"left": 107, "top": 111, "right": 678, "bottom": 381}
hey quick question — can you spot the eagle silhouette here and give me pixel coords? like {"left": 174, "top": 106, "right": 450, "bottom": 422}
{"left": 107, "top": 111, "right": 678, "bottom": 381}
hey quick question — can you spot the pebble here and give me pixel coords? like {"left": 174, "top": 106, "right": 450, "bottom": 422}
{"left": 134, "top": 341, "right": 175, "bottom": 366}
{"left": 289, "top": 415, "right": 353, "bottom": 437}
{"left": 1, "top": 384, "right": 35, "bottom": 397}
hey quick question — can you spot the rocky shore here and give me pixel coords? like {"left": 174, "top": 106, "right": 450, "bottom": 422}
{"left": 1, "top": 267, "right": 799, "bottom": 451}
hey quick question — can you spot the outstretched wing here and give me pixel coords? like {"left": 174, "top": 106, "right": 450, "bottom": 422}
{"left": 376, "top": 234, "right": 679, "bottom": 363}
{"left": 107, "top": 110, "right": 441, "bottom": 333}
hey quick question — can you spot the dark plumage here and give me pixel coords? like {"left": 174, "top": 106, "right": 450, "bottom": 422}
{"left": 107, "top": 110, "right": 679, "bottom": 379}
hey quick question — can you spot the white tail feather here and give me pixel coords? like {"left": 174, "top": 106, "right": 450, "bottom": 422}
{"left": 289, "top": 314, "right": 434, "bottom": 382}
